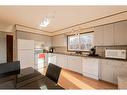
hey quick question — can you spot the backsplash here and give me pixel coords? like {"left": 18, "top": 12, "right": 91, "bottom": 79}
{"left": 96, "top": 45, "right": 127, "bottom": 57}
{"left": 53, "top": 45, "right": 127, "bottom": 58}
{"left": 53, "top": 46, "right": 68, "bottom": 53}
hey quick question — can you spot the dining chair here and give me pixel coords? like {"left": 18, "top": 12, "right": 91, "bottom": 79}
{"left": 46, "top": 63, "right": 62, "bottom": 84}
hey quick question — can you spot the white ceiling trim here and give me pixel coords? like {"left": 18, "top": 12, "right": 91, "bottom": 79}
{"left": 16, "top": 24, "right": 52, "bottom": 36}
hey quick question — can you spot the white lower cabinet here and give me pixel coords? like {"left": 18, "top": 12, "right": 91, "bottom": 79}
{"left": 44, "top": 53, "right": 49, "bottom": 66}
{"left": 47, "top": 53, "right": 127, "bottom": 84}
{"left": 48, "top": 53, "right": 68, "bottom": 69}
{"left": 68, "top": 55, "right": 82, "bottom": 74}
{"left": 82, "top": 58, "right": 100, "bottom": 80}
{"left": 113, "top": 61, "right": 127, "bottom": 84}
{"left": 100, "top": 60, "right": 114, "bottom": 83}
{"left": 100, "top": 59, "right": 127, "bottom": 84}
{"left": 56, "top": 54, "right": 68, "bottom": 69}
{"left": 48, "top": 53, "right": 57, "bottom": 65}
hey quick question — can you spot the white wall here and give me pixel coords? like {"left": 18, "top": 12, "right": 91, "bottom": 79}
{"left": 52, "top": 34, "right": 67, "bottom": 47}
{"left": 0, "top": 22, "right": 15, "bottom": 32}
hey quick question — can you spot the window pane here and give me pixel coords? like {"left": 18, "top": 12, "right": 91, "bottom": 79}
{"left": 68, "top": 35, "right": 80, "bottom": 51}
{"left": 80, "top": 33, "right": 94, "bottom": 51}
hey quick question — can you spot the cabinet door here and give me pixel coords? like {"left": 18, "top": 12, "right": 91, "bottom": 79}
{"left": 94, "top": 26, "right": 104, "bottom": 46}
{"left": 56, "top": 54, "right": 68, "bottom": 68}
{"left": 18, "top": 39, "right": 34, "bottom": 50}
{"left": 48, "top": 53, "right": 57, "bottom": 65}
{"left": 82, "top": 58, "right": 100, "bottom": 80}
{"left": 114, "top": 20, "right": 127, "bottom": 45}
{"left": 113, "top": 61, "right": 127, "bottom": 84}
{"left": 18, "top": 50, "right": 34, "bottom": 69}
{"left": 100, "top": 60, "right": 114, "bottom": 83}
{"left": 83, "top": 58, "right": 99, "bottom": 75}
{"left": 103, "top": 24, "right": 114, "bottom": 45}
{"left": 68, "top": 56, "right": 82, "bottom": 73}
{"left": 44, "top": 53, "right": 48, "bottom": 66}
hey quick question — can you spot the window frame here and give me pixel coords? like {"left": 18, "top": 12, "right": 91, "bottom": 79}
{"left": 67, "top": 31, "right": 94, "bottom": 52}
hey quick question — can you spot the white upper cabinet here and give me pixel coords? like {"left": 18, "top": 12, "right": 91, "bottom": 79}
{"left": 94, "top": 24, "right": 114, "bottom": 46}
{"left": 94, "top": 26, "right": 104, "bottom": 46}
{"left": 103, "top": 24, "right": 114, "bottom": 45}
{"left": 52, "top": 34, "right": 67, "bottom": 46}
{"left": 17, "top": 39, "right": 35, "bottom": 69}
{"left": 18, "top": 39, "right": 34, "bottom": 50}
{"left": 114, "top": 20, "right": 127, "bottom": 45}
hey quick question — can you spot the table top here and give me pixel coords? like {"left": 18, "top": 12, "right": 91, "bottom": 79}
{"left": 0, "top": 67, "right": 64, "bottom": 90}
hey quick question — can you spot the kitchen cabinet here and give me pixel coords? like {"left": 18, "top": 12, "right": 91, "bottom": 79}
{"left": 44, "top": 53, "right": 49, "bottom": 66}
{"left": 82, "top": 57, "right": 100, "bottom": 80}
{"left": 18, "top": 39, "right": 34, "bottom": 69}
{"left": 100, "top": 59, "right": 114, "bottom": 83}
{"left": 47, "top": 53, "right": 127, "bottom": 84}
{"left": 114, "top": 20, "right": 127, "bottom": 45}
{"left": 56, "top": 54, "right": 68, "bottom": 69}
{"left": 94, "top": 26, "right": 104, "bottom": 46}
{"left": 18, "top": 39, "right": 34, "bottom": 50}
{"left": 100, "top": 59, "right": 127, "bottom": 84}
{"left": 52, "top": 34, "right": 67, "bottom": 46}
{"left": 48, "top": 53, "right": 68, "bottom": 69}
{"left": 48, "top": 53, "right": 57, "bottom": 65}
{"left": 17, "top": 31, "right": 52, "bottom": 47}
{"left": 103, "top": 24, "right": 114, "bottom": 45}
{"left": 67, "top": 55, "right": 82, "bottom": 74}
{"left": 118, "top": 76, "right": 127, "bottom": 89}
{"left": 48, "top": 54, "right": 82, "bottom": 73}
{"left": 18, "top": 50, "right": 34, "bottom": 69}
{"left": 94, "top": 24, "right": 114, "bottom": 46}
{"left": 113, "top": 61, "right": 127, "bottom": 84}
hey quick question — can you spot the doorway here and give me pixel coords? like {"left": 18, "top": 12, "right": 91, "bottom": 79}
{"left": 6, "top": 35, "right": 13, "bottom": 62}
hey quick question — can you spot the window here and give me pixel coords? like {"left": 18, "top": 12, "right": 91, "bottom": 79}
{"left": 68, "top": 35, "right": 80, "bottom": 51}
{"left": 67, "top": 32, "right": 94, "bottom": 51}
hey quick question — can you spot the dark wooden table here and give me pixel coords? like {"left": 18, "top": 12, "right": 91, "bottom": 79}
{"left": 0, "top": 67, "right": 64, "bottom": 90}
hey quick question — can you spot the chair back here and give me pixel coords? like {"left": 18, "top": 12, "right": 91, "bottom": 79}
{"left": 46, "top": 63, "right": 61, "bottom": 83}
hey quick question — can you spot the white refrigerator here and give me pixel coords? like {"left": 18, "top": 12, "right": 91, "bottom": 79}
{"left": 18, "top": 39, "right": 35, "bottom": 69}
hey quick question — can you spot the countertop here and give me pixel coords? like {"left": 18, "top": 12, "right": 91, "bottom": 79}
{"left": 48, "top": 52, "right": 127, "bottom": 62}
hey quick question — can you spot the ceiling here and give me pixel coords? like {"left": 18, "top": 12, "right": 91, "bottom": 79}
{"left": 0, "top": 6, "right": 127, "bottom": 32}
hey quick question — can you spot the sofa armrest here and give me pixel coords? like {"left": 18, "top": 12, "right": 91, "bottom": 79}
{"left": 0, "top": 61, "right": 20, "bottom": 78}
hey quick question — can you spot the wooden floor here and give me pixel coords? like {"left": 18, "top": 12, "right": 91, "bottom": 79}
{"left": 38, "top": 67, "right": 117, "bottom": 90}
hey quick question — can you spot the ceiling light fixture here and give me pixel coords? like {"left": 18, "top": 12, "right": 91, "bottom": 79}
{"left": 40, "top": 17, "right": 50, "bottom": 27}
{"left": 40, "top": 11, "right": 56, "bottom": 28}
